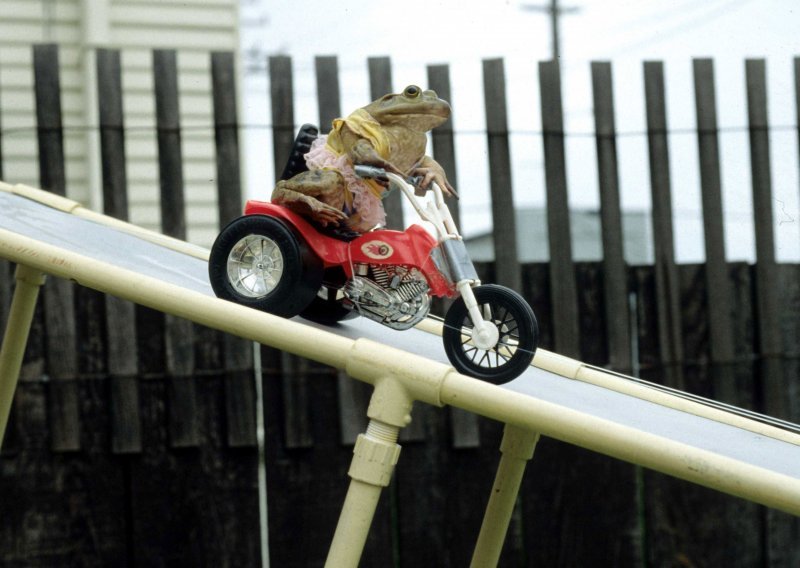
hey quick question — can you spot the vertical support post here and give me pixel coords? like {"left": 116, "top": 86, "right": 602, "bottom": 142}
{"left": 471, "top": 424, "right": 539, "bottom": 568}
{"left": 325, "top": 378, "right": 411, "bottom": 568}
{"left": 0, "top": 265, "right": 46, "bottom": 447}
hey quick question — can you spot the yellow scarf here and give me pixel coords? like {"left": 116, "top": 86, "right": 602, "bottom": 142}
{"left": 325, "top": 109, "right": 389, "bottom": 200}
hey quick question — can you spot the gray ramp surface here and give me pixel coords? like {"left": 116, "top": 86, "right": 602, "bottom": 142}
{"left": 2, "top": 190, "right": 799, "bottom": 482}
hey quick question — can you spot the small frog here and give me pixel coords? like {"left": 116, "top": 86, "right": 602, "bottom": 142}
{"left": 271, "top": 85, "right": 456, "bottom": 233}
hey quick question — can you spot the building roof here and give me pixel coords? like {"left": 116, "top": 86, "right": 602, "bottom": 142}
{"left": 464, "top": 207, "right": 653, "bottom": 265}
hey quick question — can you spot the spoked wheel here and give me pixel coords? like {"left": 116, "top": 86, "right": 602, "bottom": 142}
{"left": 443, "top": 284, "right": 538, "bottom": 384}
{"left": 208, "top": 215, "right": 322, "bottom": 318}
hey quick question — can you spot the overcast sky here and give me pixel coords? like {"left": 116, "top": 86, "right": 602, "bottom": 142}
{"left": 241, "top": 0, "right": 800, "bottom": 262}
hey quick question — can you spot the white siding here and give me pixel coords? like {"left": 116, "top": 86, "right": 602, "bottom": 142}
{"left": 0, "top": 0, "right": 240, "bottom": 246}
{"left": 0, "top": 0, "right": 86, "bottom": 201}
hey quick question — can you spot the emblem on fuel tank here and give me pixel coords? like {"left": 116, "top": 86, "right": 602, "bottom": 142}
{"left": 361, "top": 240, "right": 394, "bottom": 260}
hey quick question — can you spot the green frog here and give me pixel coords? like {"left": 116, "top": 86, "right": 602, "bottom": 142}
{"left": 271, "top": 85, "right": 456, "bottom": 233}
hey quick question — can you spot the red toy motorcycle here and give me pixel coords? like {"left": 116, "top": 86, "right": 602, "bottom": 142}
{"left": 209, "top": 165, "right": 538, "bottom": 384}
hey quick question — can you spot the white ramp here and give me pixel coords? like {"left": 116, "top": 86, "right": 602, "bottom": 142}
{"left": 0, "top": 182, "right": 798, "bottom": 563}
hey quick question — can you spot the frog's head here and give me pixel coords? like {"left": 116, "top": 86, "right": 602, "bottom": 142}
{"left": 363, "top": 85, "right": 450, "bottom": 132}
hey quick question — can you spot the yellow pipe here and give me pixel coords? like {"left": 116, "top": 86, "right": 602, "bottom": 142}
{"left": 440, "top": 372, "right": 800, "bottom": 516}
{"left": 0, "top": 265, "right": 46, "bottom": 446}
{"left": 417, "top": 318, "right": 800, "bottom": 448}
{"left": 8, "top": 180, "right": 794, "bottom": 447}
{"left": 325, "top": 478, "right": 386, "bottom": 568}
{"left": 471, "top": 425, "right": 539, "bottom": 567}
{"left": 0, "top": 227, "right": 353, "bottom": 372}
{"left": 0, "top": 225, "right": 799, "bottom": 515}
{"left": 326, "top": 380, "right": 407, "bottom": 567}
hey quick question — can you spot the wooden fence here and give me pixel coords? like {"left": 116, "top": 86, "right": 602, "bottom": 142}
{"left": 0, "top": 43, "right": 798, "bottom": 566}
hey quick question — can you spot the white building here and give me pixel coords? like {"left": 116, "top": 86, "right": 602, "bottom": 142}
{"left": 0, "top": 0, "right": 240, "bottom": 245}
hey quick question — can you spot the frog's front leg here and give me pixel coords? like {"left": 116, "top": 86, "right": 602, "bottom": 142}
{"left": 411, "top": 155, "right": 458, "bottom": 198}
{"left": 271, "top": 169, "right": 348, "bottom": 226}
{"left": 340, "top": 129, "right": 404, "bottom": 178}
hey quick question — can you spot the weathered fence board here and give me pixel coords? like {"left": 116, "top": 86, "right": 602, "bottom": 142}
{"left": 427, "top": 64, "right": 461, "bottom": 230}
{"left": 153, "top": 49, "right": 199, "bottom": 449}
{"left": 539, "top": 59, "right": 581, "bottom": 359}
{"left": 128, "top": 376, "right": 260, "bottom": 567}
{"left": 0, "top": 262, "right": 9, "bottom": 358}
{"left": 211, "top": 50, "right": 244, "bottom": 228}
{"left": 746, "top": 59, "right": 784, "bottom": 405}
{"left": 0, "top": 65, "right": 3, "bottom": 181}
{"left": 369, "top": 56, "right": 405, "bottom": 230}
{"left": 0, "top": 379, "right": 128, "bottom": 565}
{"left": 644, "top": 61, "right": 684, "bottom": 389}
{"left": 97, "top": 48, "right": 130, "bottom": 221}
{"left": 520, "top": 263, "right": 640, "bottom": 566}
{"left": 268, "top": 57, "right": 316, "bottom": 451}
{"left": 210, "top": 50, "right": 256, "bottom": 447}
{"left": 33, "top": 44, "right": 66, "bottom": 198}
{"left": 97, "top": 47, "right": 143, "bottom": 454}
{"left": 0, "top": 70, "right": 7, "bottom": 393}
{"left": 743, "top": 65, "right": 800, "bottom": 561}
{"left": 592, "top": 61, "right": 631, "bottom": 372}
{"left": 154, "top": 49, "right": 187, "bottom": 241}
{"left": 643, "top": 264, "right": 762, "bottom": 568}
{"left": 34, "top": 43, "right": 81, "bottom": 452}
{"left": 315, "top": 55, "right": 341, "bottom": 135}
{"left": 483, "top": 58, "right": 521, "bottom": 293}
{"left": 269, "top": 55, "right": 295, "bottom": 180}
{"left": 428, "top": 63, "right": 479, "bottom": 448}
{"left": 742, "top": 62, "right": 799, "bottom": 562}
{"left": 694, "top": 59, "right": 736, "bottom": 365}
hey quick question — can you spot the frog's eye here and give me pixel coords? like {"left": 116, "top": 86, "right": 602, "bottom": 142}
{"left": 404, "top": 85, "right": 421, "bottom": 98}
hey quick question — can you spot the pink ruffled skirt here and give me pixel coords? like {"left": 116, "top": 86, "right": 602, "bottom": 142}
{"left": 304, "top": 136, "right": 386, "bottom": 231}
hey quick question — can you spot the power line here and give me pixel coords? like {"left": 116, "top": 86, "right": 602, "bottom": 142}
{"left": 1, "top": 122, "right": 796, "bottom": 138}
{"left": 606, "top": 0, "right": 754, "bottom": 58}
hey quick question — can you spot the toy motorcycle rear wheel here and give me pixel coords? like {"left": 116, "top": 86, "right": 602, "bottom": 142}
{"left": 209, "top": 215, "right": 322, "bottom": 318}
{"left": 443, "top": 284, "right": 538, "bottom": 384}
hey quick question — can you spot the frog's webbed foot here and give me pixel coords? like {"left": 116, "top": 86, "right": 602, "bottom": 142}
{"left": 272, "top": 175, "right": 348, "bottom": 227}
{"left": 273, "top": 191, "right": 347, "bottom": 226}
{"left": 411, "top": 158, "right": 458, "bottom": 199}
{"left": 311, "top": 203, "right": 349, "bottom": 225}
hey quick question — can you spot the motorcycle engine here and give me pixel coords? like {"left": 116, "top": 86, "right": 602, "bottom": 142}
{"left": 344, "top": 264, "right": 431, "bottom": 330}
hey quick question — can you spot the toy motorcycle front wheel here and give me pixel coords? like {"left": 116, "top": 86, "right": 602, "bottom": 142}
{"left": 443, "top": 284, "right": 538, "bottom": 384}
{"left": 208, "top": 215, "right": 322, "bottom": 318}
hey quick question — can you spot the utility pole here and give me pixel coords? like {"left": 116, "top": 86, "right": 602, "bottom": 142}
{"left": 520, "top": 0, "right": 581, "bottom": 61}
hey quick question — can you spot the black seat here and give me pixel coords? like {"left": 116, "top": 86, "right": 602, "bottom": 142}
{"left": 277, "top": 124, "right": 359, "bottom": 241}
{"left": 279, "top": 124, "right": 319, "bottom": 181}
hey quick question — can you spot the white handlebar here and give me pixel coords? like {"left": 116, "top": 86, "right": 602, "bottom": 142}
{"left": 352, "top": 165, "right": 460, "bottom": 241}
{"left": 384, "top": 172, "right": 460, "bottom": 241}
